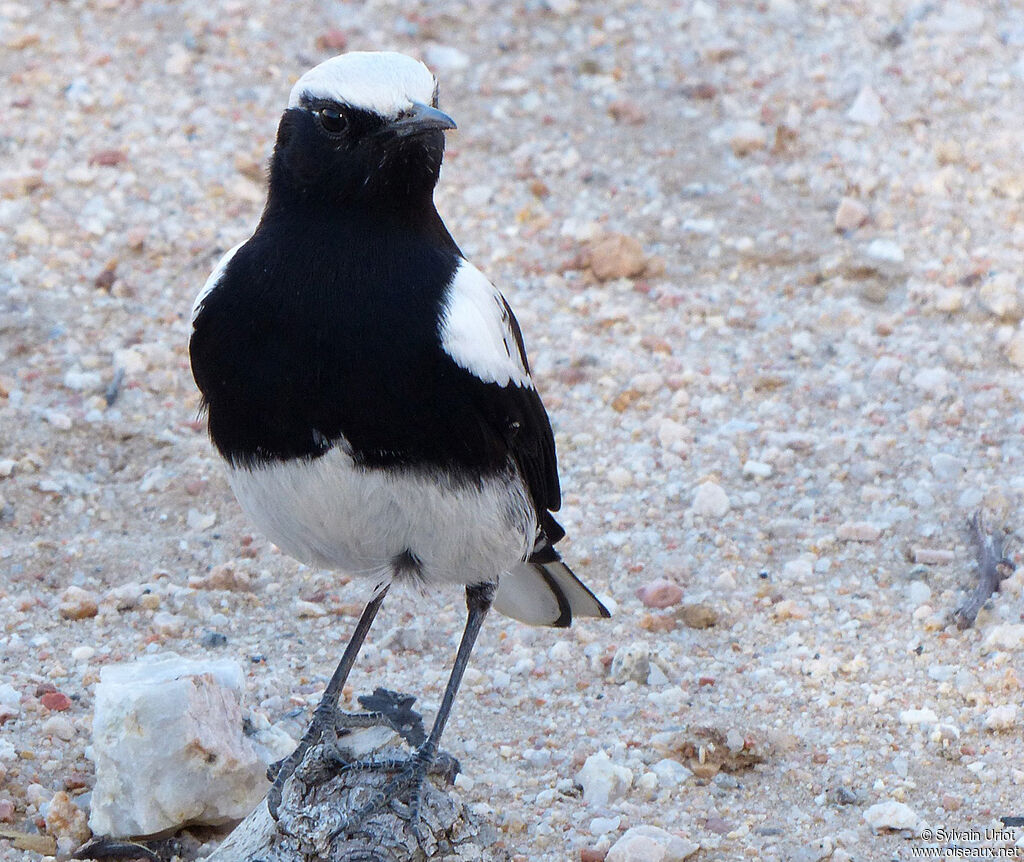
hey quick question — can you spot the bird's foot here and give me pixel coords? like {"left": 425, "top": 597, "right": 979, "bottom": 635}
{"left": 266, "top": 705, "right": 400, "bottom": 820}
{"left": 327, "top": 745, "right": 460, "bottom": 844}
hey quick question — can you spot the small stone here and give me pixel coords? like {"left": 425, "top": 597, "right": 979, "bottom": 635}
{"left": 912, "top": 547, "right": 955, "bottom": 565}
{"left": 636, "top": 579, "right": 683, "bottom": 609}
{"left": 741, "top": 460, "right": 773, "bottom": 479}
{"left": 576, "top": 750, "right": 633, "bottom": 807}
{"left": 423, "top": 43, "right": 470, "bottom": 72}
{"left": 40, "top": 691, "right": 72, "bottom": 712}
{"left": 983, "top": 623, "right": 1024, "bottom": 651}
{"left": 200, "top": 631, "right": 229, "bottom": 648}
{"left": 0, "top": 798, "right": 14, "bottom": 821}
{"left": 590, "top": 815, "right": 621, "bottom": 836}
{"left": 608, "top": 100, "right": 647, "bottom": 125}
{"left": 899, "top": 707, "right": 938, "bottom": 727}
{"left": 44, "top": 790, "right": 91, "bottom": 847}
{"left": 863, "top": 799, "right": 921, "bottom": 833}
{"left": 728, "top": 120, "right": 768, "bottom": 156}
{"left": 42, "top": 715, "right": 75, "bottom": 740}
{"left": 834, "top": 197, "right": 869, "bottom": 231}
{"left": 58, "top": 585, "right": 98, "bottom": 618}
{"left": 847, "top": 85, "right": 886, "bottom": 126}
{"left": 704, "top": 817, "right": 731, "bottom": 835}
{"left": 607, "top": 466, "right": 634, "bottom": 489}
{"left": 651, "top": 758, "right": 692, "bottom": 788}
{"left": 315, "top": 28, "right": 348, "bottom": 52}
{"left": 186, "top": 509, "right": 217, "bottom": 531}
{"left": 296, "top": 599, "right": 327, "bottom": 618}
{"left": 151, "top": 611, "right": 183, "bottom": 637}
{"left": 983, "top": 704, "right": 1018, "bottom": 731}
{"left": 188, "top": 563, "right": 252, "bottom": 591}
{"left": 588, "top": 233, "right": 648, "bottom": 281}
{"left": 677, "top": 603, "right": 718, "bottom": 629}
{"left": 865, "top": 238, "right": 904, "bottom": 263}
{"left": 836, "top": 522, "right": 882, "bottom": 542}
{"left": 907, "top": 581, "right": 932, "bottom": 605}
{"left": 978, "top": 273, "right": 1022, "bottom": 321}
{"left": 610, "top": 642, "right": 650, "bottom": 684}
{"left": 941, "top": 794, "right": 962, "bottom": 811}
{"left": 691, "top": 481, "right": 729, "bottom": 518}
{"left": 607, "top": 825, "right": 699, "bottom": 862}
{"left": 1005, "top": 329, "right": 1024, "bottom": 368}
{"left": 911, "top": 367, "right": 950, "bottom": 396}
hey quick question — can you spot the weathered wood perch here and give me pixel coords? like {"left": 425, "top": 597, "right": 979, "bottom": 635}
{"left": 76, "top": 691, "right": 510, "bottom": 862}
{"left": 953, "top": 511, "right": 1015, "bottom": 630}
{"left": 207, "top": 726, "right": 506, "bottom": 862}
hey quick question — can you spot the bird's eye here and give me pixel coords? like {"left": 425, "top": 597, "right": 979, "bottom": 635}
{"left": 317, "top": 107, "right": 346, "bottom": 136}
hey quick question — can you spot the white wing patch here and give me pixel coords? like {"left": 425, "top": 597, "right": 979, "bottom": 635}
{"left": 191, "top": 241, "right": 245, "bottom": 326}
{"left": 288, "top": 52, "right": 437, "bottom": 119}
{"left": 438, "top": 260, "right": 532, "bottom": 388}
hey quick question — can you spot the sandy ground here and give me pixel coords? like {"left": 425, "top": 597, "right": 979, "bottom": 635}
{"left": 3, "top": 0, "right": 1024, "bottom": 860}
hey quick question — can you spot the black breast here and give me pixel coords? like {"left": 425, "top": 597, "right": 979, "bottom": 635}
{"left": 189, "top": 212, "right": 511, "bottom": 477}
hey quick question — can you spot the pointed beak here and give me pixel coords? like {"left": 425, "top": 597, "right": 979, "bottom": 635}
{"left": 388, "top": 102, "right": 457, "bottom": 137}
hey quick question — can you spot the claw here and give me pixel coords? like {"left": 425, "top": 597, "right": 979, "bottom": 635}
{"left": 327, "top": 745, "right": 455, "bottom": 845}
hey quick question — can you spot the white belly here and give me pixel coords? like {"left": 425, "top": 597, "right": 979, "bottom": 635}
{"left": 226, "top": 447, "right": 536, "bottom": 586}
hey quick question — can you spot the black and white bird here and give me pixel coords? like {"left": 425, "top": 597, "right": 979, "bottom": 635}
{"left": 189, "top": 51, "right": 609, "bottom": 835}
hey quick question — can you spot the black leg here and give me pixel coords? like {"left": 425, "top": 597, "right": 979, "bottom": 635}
{"left": 419, "top": 582, "right": 494, "bottom": 759}
{"left": 329, "top": 581, "right": 495, "bottom": 842}
{"left": 267, "top": 585, "right": 389, "bottom": 820}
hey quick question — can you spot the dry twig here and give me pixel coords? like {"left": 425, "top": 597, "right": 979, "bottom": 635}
{"left": 953, "top": 511, "right": 1015, "bottom": 630}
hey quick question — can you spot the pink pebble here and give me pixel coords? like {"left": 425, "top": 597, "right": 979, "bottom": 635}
{"left": 0, "top": 798, "right": 14, "bottom": 822}
{"left": 636, "top": 578, "right": 683, "bottom": 608}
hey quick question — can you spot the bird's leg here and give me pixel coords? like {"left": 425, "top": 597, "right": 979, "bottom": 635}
{"left": 330, "top": 581, "right": 495, "bottom": 843}
{"left": 267, "top": 585, "right": 389, "bottom": 821}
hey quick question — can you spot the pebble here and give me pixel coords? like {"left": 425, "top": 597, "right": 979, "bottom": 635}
{"left": 590, "top": 815, "right": 621, "bottom": 836}
{"left": 0, "top": 799, "right": 13, "bottom": 821}
{"left": 983, "top": 704, "right": 1018, "bottom": 732}
{"left": 188, "top": 563, "right": 252, "bottom": 591}
{"left": 58, "top": 586, "right": 99, "bottom": 620}
{"left": 610, "top": 642, "right": 650, "bottom": 684}
{"left": 863, "top": 799, "right": 921, "bottom": 833}
{"left": 676, "top": 603, "right": 718, "bottom": 629}
{"left": 40, "top": 691, "right": 72, "bottom": 712}
{"left": 606, "top": 825, "right": 699, "bottom": 862}
{"left": 912, "top": 548, "right": 954, "bottom": 565}
{"left": 636, "top": 579, "right": 683, "bottom": 609}
{"left": 651, "top": 758, "right": 692, "bottom": 788}
{"left": 43, "top": 790, "right": 91, "bottom": 846}
{"left": 741, "top": 460, "right": 772, "bottom": 479}
{"left": 295, "top": 600, "right": 327, "bottom": 618}
{"left": 186, "top": 509, "right": 217, "bottom": 531}
{"left": 911, "top": 367, "right": 950, "bottom": 396}
{"left": 423, "top": 43, "right": 470, "bottom": 72}
{"left": 983, "top": 624, "right": 1024, "bottom": 652}
{"left": 691, "top": 481, "right": 729, "bottom": 518}
{"left": 41, "top": 715, "right": 75, "bottom": 740}
{"left": 588, "top": 233, "right": 648, "bottom": 281}
{"left": 835, "top": 522, "right": 881, "bottom": 542}
{"left": 576, "top": 750, "right": 634, "bottom": 807}
{"left": 846, "top": 85, "right": 886, "bottom": 126}
{"left": 906, "top": 581, "right": 931, "bottom": 605}
{"left": 899, "top": 707, "right": 937, "bottom": 727}
{"left": 834, "top": 197, "right": 869, "bottom": 231}
{"left": 727, "top": 121, "right": 768, "bottom": 156}
{"left": 865, "top": 238, "right": 904, "bottom": 263}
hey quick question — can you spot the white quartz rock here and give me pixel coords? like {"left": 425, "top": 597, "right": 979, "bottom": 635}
{"left": 89, "top": 654, "right": 271, "bottom": 837}
{"left": 576, "top": 750, "right": 634, "bottom": 807}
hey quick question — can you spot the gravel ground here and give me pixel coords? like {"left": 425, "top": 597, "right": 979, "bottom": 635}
{"left": 3, "top": 0, "right": 1024, "bottom": 860}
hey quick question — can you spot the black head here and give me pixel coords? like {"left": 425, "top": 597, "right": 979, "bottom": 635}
{"left": 266, "top": 52, "right": 456, "bottom": 213}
